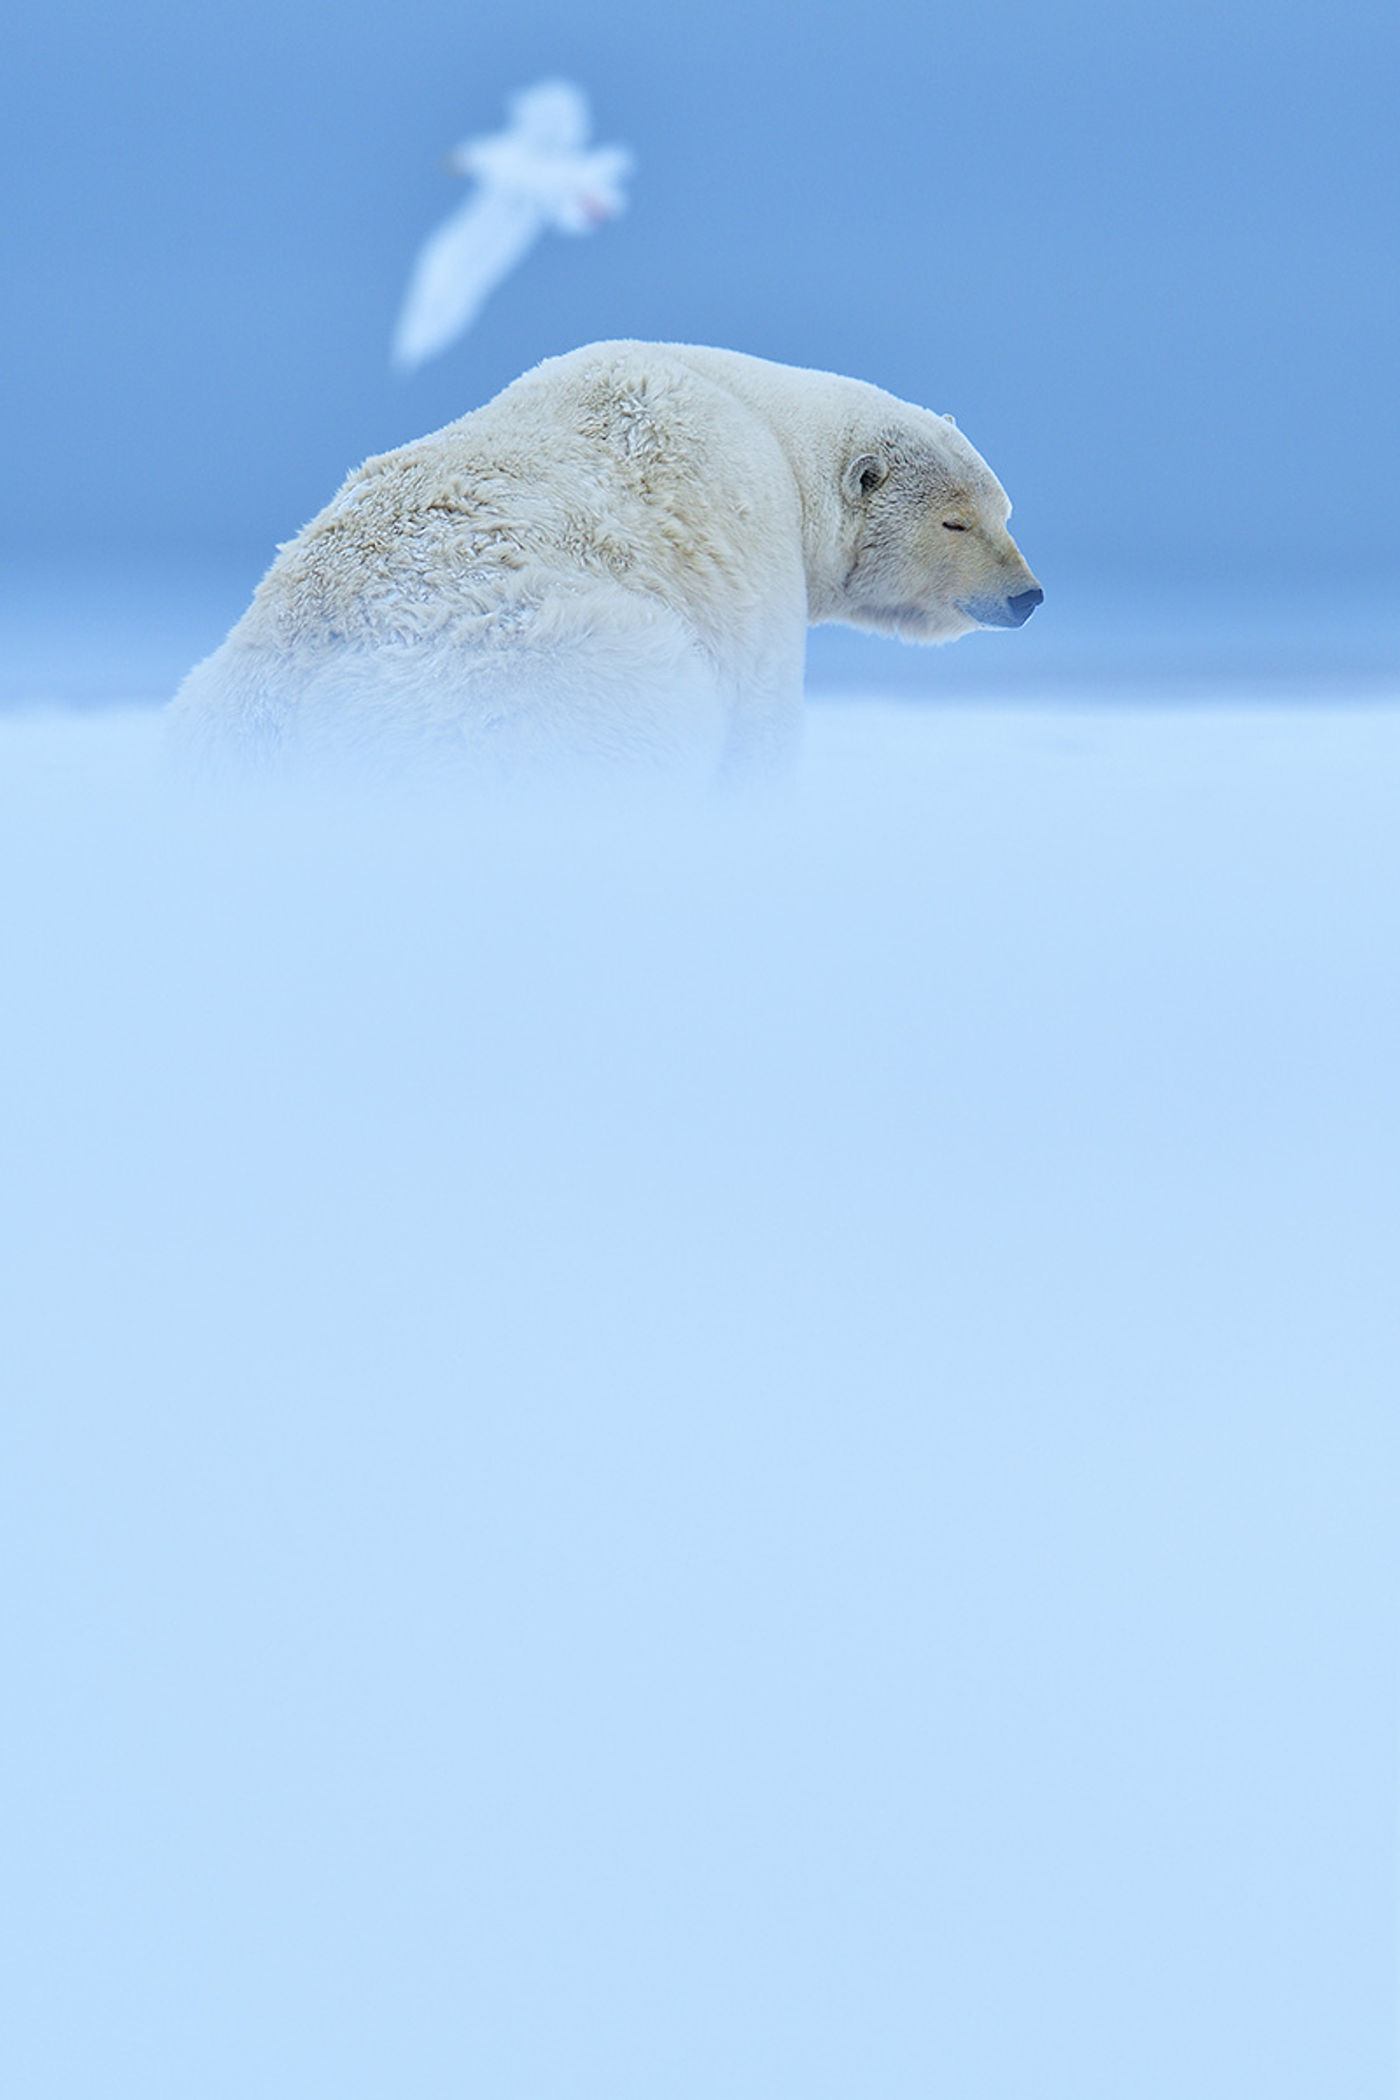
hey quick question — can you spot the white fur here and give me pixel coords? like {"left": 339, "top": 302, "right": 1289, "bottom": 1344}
{"left": 169, "top": 342, "right": 1041, "bottom": 784}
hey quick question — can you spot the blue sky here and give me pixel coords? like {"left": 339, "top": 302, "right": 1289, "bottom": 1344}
{"left": 6, "top": 0, "right": 1398, "bottom": 590}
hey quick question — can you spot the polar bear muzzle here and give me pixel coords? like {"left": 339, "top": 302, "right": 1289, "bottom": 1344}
{"left": 956, "top": 587, "right": 1044, "bottom": 628}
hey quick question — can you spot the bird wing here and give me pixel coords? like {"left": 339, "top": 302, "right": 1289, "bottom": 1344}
{"left": 391, "top": 187, "right": 542, "bottom": 371}
{"left": 547, "top": 144, "right": 634, "bottom": 232}
{"left": 508, "top": 79, "right": 590, "bottom": 153}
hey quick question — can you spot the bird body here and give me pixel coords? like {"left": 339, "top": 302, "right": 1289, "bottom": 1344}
{"left": 392, "top": 83, "right": 631, "bottom": 371}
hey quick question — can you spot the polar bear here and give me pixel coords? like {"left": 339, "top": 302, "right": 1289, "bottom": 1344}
{"left": 168, "top": 341, "right": 1041, "bottom": 785}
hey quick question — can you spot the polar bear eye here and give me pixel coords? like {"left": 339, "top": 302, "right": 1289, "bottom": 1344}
{"left": 942, "top": 520, "right": 969, "bottom": 532}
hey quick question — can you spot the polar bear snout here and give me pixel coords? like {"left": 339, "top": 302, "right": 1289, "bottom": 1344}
{"left": 956, "top": 585, "right": 1043, "bottom": 629}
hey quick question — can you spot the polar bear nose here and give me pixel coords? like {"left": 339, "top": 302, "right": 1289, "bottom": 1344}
{"left": 1006, "top": 587, "right": 1043, "bottom": 625}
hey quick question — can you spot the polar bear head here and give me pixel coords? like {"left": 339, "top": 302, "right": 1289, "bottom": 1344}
{"left": 642, "top": 348, "right": 1042, "bottom": 653}
{"left": 829, "top": 411, "right": 1042, "bottom": 644}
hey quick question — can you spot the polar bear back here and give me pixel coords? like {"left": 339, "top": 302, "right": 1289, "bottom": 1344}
{"left": 244, "top": 345, "right": 808, "bottom": 664}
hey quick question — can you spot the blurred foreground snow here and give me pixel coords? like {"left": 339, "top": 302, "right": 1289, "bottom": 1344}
{"left": 1, "top": 696, "right": 1396, "bottom": 2098}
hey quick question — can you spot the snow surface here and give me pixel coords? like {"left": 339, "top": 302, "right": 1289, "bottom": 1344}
{"left": 1, "top": 693, "right": 1396, "bottom": 2098}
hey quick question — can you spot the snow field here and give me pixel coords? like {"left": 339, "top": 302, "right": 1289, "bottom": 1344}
{"left": 1, "top": 693, "right": 1396, "bottom": 2098}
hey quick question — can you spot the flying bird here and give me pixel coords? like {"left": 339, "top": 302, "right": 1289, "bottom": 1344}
{"left": 391, "top": 81, "right": 632, "bottom": 373}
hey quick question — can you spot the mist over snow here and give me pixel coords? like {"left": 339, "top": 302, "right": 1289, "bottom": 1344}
{"left": 1, "top": 697, "right": 1396, "bottom": 2097}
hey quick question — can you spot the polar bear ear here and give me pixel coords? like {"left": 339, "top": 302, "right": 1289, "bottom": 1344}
{"left": 941, "top": 412, "right": 958, "bottom": 428}
{"left": 842, "top": 451, "right": 889, "bottom": 505}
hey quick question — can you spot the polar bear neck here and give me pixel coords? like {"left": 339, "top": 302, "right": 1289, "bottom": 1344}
{"left": 652, "top": 344, "right": 900, "bottom": 622}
